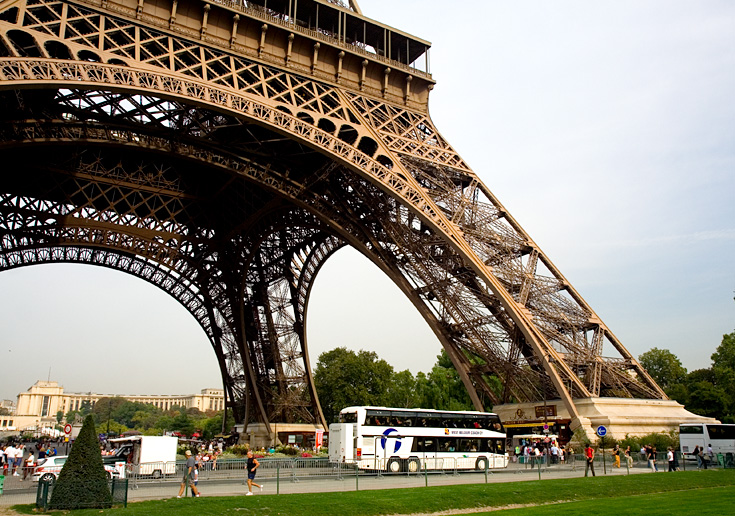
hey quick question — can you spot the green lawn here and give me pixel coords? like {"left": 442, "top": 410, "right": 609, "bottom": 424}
{"left": 488, "top": 485, "right": 735, "bottom": 515}
{"left": 12, "top": 469, "right": 735, "bottom": 515}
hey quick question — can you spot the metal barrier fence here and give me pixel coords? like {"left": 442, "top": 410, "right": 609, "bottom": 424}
{"left": 1, "top": 452, "right": 732, "bottom": 507}
{"left": 35, "top": 478, "right": 128, "bottom": 511}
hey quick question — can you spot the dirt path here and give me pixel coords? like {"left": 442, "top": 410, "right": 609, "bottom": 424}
{"left": 385, "top": 502, "right": 567, "bottom": 516}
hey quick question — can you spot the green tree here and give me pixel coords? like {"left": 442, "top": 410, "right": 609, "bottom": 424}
{"left": 314, "top": 347, "right": 394, "bottom": 423}
{"left": 201, "top": 410, "right": 236, "bottom": 439}
{"left": 686, "top": 381, "right": 727, "bottom": 419}
{"left": 79, "top": 400, "right": 93, "bottom": 418}
{"left": 418, "top": 351, "right": 474, "bottom": 411}
{"left": 686, "top": 368, "right": 716, "bottom": 386}
{"left": 712, "top": 331, "right": 735, "bottom": 370}
{"left": 638, "top": 347, "right": 687, "bottom": 390}
{"left": 711, "top": 330, "right": 735, "bottom": 420}
{"left": 56, "top": 410, "right": 64, "bottom": 424}
{"left": 385, "top": 369, "right": 420, "bottom": 408}
{"left": 92, "top": 397, "right": 128, "bottom": 430}
{"left": 49, "top": 415, "right": 112, "bottom": 510}
{"left": 112, "top": 401, "right": 160, "bottom": 428}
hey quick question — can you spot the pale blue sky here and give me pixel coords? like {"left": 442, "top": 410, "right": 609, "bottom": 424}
{"left": 1, "top": 0, "right": 733, "bottom": 402}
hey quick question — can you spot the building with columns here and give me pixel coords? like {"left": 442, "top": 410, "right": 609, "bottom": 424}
{"left": 4, "top": 380, "right": 225, "bottom": 432}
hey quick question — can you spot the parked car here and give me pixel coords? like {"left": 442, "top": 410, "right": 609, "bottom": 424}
{"left": 32, "top": 456, "right": 118, "bottom": 484}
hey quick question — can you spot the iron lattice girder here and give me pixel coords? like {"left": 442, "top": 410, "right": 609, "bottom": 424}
{"left": 0, "top": 0, "right": 668, "bottom": 433}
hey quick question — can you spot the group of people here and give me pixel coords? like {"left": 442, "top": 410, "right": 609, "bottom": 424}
{"left": 0, "top": 441, "right": 59, "bottom": 480}
{"left": 640, "top": 444, "right": 682, "bottom": 472}
{"left": 692, "top": 444, "right": 714, "bottom": 469}
{"left": 515, "top": 441, "right": 570, "bottom": 465}
{"left": 583, "top": 443, "right": 685, "bottom": 476}
{"left": 177, "top": 449, "right": 262, "bottom": 498}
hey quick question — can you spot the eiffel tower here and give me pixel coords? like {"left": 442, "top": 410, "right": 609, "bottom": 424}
{"left": 0, "top": 0, "right": 706, "bottom": 442}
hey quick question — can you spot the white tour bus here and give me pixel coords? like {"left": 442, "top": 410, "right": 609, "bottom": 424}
{"left": 679, "top": 423, "right": 735, "bottom": 458}
{"left": 328, "top": 406, "right": 508, "bottom": 473}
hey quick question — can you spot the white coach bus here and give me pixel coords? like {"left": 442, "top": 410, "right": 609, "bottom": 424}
{"left": 679, "top": 423, "right": 735, "bottom": 458}
{"left": 328, "top": 406, "right": 508, "bottom": 472}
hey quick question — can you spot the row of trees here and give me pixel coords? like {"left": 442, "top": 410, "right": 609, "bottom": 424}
{"left": 314, "top": 347, "right": 477, "bottom": 423}
{"left": 55, "top": 329, "right": 735, "bottom": 433}
{"left": 639, "top": 329, "right": 735, "bottom": 423}
{"left": 314, "top": 329, "right": 735, "bottom": 425}
{"left": 61, "top": 397, "right": 233, "bottom": 439}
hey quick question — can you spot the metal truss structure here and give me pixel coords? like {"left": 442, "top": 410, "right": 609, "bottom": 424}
{"left": 0, "top": 0, "right": 667, "bottom": 435}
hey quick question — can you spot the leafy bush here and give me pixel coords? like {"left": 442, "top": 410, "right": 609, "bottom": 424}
{"left": 177, "top": 444, "right": 198, "bottom": 457}
{"left": 49, "top": 415, "right": 112, "bottom": 510}
{"left": 277, "top": 445, "right": 300, "bottom": 456}
{"left": 228, "top": 444, "right": 250, "bottom": 456}
{"left": 616, "top": 431, "right": 679, "bottom": 454}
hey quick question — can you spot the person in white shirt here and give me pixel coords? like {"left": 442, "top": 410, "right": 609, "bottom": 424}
{"left": 5, "top": 444, "right": 18, "bottom": 475}
{"left": 13, "top": 444, "right": 25, "bottom": 476}
{"left": 667, "top": 447, "right": 675, "bottom": 472}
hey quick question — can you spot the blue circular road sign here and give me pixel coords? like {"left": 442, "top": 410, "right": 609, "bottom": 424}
{"left": 596, "top": 425, "right": 607, "bottom": 437}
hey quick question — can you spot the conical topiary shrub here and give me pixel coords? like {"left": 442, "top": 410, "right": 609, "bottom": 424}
{"left": 49, "top": 414, "right": 112, "bottom": 510}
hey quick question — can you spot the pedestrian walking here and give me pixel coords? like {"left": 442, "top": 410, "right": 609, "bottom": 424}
{"left": 190, "top": 463, "right": 200, "bottom": 497}
{"left": 667, "top": 447, "right": 675, "bottom": 472}
{"left": 624, "top": 445, "right": 633, "bottom": 468}
{"left": 646, "top": 445, "right": 657, "bottom": 472}
{"left": 21, "top": 451, "right": 35, "bottom": 481}
{"left": 698, "top": 446, "right": 708, "bottom": 469}
{"left": 613, "top": 444, "right": 621, "bottom": 468}
{"left": 584, "top": 444, "right": 595, "bottom": 477}
{"left": 177, "top": 450, "right": 200, "bottom": 498}
{"left": 245, "top": 450, "right": 262, "bottom": 495}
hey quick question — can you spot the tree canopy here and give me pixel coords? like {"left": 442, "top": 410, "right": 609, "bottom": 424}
{"left": 314, "top": 347, "right": 478, "bottom": 423}
{"left": 638, "top": 329, "right": 735, "bottom": 423}
{"left": 638, "top": 347, "right": 687, "bottom": 389}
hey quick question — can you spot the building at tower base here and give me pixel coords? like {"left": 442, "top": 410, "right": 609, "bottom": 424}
{"left": 494, "top": 398, "right": 718, "bottom": 443}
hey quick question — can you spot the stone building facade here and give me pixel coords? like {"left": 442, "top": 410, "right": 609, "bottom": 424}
{"left": 6, "top": 380, "right": 224, "bottom": 432}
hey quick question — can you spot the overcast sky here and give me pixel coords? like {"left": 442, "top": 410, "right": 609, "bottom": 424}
{"left": 1, "top": 0, "right": 733, "bottom": 403}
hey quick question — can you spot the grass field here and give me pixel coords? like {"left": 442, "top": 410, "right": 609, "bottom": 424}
{"left": 11, "top": 469, "right": 735, "bottom": 515}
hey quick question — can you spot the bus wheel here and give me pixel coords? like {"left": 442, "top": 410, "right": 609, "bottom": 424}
{"left": 407, "top": 458, "right": 421, "bottom": 473}
{"left": 152, "top": 470, "right": 162, "bottom": 479}
{"left": 475, "top": 457, "right": 489, "bottom": 471}
{"left": 387, "top": 458, "right": 402, "bottom": 473}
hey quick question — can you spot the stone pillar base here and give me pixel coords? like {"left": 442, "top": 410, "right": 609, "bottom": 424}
{"left": 494, "top": 397, "right": 718, "bottom": 441}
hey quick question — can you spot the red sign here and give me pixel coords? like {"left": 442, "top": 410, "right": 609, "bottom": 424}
{"left": 64, "top": 424, "right": 72, "bottom": 435}
{"left": 315, "top": 429, "right": 324, "bottom": 449}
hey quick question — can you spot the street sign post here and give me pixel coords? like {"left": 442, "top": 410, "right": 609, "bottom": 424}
{"left": 596, "top": 426, "right": 608, "bottom": 474}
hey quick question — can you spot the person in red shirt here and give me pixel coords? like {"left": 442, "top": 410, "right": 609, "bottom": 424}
{"left": 585, "top": 444, "right": 596, "bottom": 477}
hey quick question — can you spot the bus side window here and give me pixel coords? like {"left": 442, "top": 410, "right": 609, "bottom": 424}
{"left": 414, "top": 437, "right": 436, "bottom": 453}
{"left": 438, "top": 438, "right": 457, "bottom": 452}
{"left": 493, "top": 438, "right": 504, "bottom": 454}
{"left": 459, "top": 439, "right": 478, "bottom": 452}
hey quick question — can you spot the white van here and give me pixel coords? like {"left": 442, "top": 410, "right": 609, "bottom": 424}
{"left": 108, "top": 436, "right": 178, "bottom": 478}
